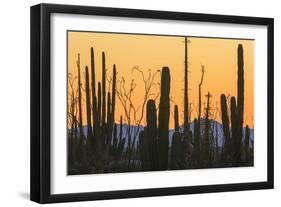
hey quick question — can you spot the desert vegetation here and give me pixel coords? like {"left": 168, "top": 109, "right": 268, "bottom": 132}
{"left": 67, "top": 37, "right": 254, "bottom": 175}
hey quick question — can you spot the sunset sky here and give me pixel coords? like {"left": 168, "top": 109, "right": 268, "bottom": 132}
{"left": 67, "top": 31, "right": 254, "bottom": 129}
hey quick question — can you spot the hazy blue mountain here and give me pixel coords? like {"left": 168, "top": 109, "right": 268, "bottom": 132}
{"left": 73, "top": 119, "right": 254, "bottom": 149}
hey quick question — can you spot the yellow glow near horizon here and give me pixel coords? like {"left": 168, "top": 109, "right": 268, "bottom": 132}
{"left": 67, "top": 31, "right": 254, "bottom": 129}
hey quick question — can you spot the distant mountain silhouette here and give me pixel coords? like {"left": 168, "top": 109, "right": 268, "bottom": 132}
{"left": 70, "top": 119, "right": 254, "bottom": 149}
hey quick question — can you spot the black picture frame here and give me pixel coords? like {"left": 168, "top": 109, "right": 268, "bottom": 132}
{"left": 30, "top": 3, "right": 274, "bottom": 203}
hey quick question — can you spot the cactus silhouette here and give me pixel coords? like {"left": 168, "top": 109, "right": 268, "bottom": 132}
{"left": 198, "top": 65, "right": 205, "bottom": 135}
{"left": 184, "top": 37, "right": 190, "bottom": 133}
{"left": 220, "top": 44, "right": 245, "bottom": 167}
{"left": 192, "top": 118, "right": 201, "bottom": 167}
{"left": 140, "top": 99, "right": 158, "bottom": 170}
{"left": 191, "top": 65, "right": 205, "bottom": 167}
{"left": 106, "top": 91, "right": 111, "bottom": 144}
{"left": 182, "top": 37, "right": 190, "bottom": 168}
{"left": 67, "top": 41, "right": 252, "bottom": 175}
{"left": 174, "top": 105, "right": 179, "bottom": 132}
{"left": 139, "top": 130, "right": 147, "bottom": 169}
{"left": 230, "top": 96, "right": 238, "bottom": 157}
{"left": 202, "top": 92, "right": 211, "bottom": 167}
{"left": 76, "top": 54, "right": 84, "bottom": 160}
{"left": 220, "top": 94, "right": 230, "bottom": 142}
{"left": 234, "top": 44, "right": 244, "bottom": 166}
{"left": 85, "top": 66, "right": 92, "bottom": 140}
{"left": 107, "top": 65, "right": 117, "bottom": 146}
{"left": 220, "top": 94, "right": 231, "bottom": 165}
{"left": 111, "top": 65, "right": 116, "bottom": 124}
{"left": 101, "top": 52, "right": 106, "bottom": 127}
{"left": 146, "top": 99, "right": 158, "bottom": 170}
{"left": 158, "top": 67, "right": 171, "bottom": 170}
{"left": 97, "top": 82, "right": 102, "bottom": 128}
{"left": 90, "top": 47, "right": 98, "bottom": 140}
{"left": 196, "top": 65, "right": 205, "bottom": 166}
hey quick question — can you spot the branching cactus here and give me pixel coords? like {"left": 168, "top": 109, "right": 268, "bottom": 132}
{"left": 219, "top": 44, "right": 245, "bottom": 167}
{"left": 220, "top": 44, "right": 245, "bottom": 166}
{"left": 68, "top": 42, "right": 249, "bottom": 173}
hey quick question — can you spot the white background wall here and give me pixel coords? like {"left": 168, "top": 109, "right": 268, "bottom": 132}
{"left": 0, "top": 0, "right": 279, "bottom": 206}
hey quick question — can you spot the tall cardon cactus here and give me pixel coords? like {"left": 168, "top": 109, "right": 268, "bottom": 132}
{"left": 101, "top": 52, "right": 106, "bottom": 127}
{"left": 76, "top": 54, "right": 84, "bottom": 159}
{"left": 85, "top": 66, "right": 92, "bottom": 140}
{"left": 146, "top": 99, "right": 158, "bottom": 170}
{"left": 90, "top": 47, "right": 97, "bottom": 142}
{"left": 202, "top": 92, "right": 211, "bottom": 167}
{"left": 220, "top": 94, "right": 231, "bottom": 165}
{"left": 158, "top": 66, "right": 171, "bottom": 170}
{"left": 234, "top": 44, "right": 244, "bottom": 166}
{"left": 220, "top": 44, "right": 245, "bottom": 166}
{"left": 174, "top": 105, "right": 179, "bottom": 132}
{"left": 184, "top": 37, "right": 189, "bottom": 134}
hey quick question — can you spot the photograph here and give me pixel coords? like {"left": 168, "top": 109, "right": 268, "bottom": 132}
{"left": 67, "top": 31, "right": 254, "bottom": 175}
{"left": 30, "top": 3, "right": 273, "bottom": 203}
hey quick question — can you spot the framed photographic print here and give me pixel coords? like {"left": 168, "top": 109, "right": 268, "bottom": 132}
{"left": 30, "top": 3, "right": 274, "bottom": 203}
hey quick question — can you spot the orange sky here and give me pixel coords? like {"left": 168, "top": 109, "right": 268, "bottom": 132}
{"left": 67, "top": 31, "right": 254, "bottom": 129}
